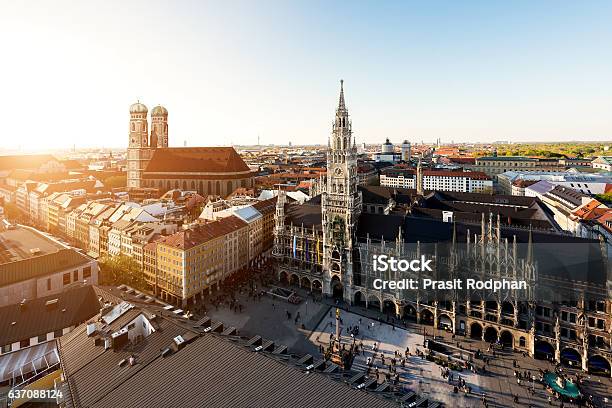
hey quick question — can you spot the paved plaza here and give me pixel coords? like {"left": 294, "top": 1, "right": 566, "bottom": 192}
{"left": 310, "top": 310, "right": 484, "bottom": 406}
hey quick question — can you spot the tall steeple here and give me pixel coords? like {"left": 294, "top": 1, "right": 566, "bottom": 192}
{"left": 330, "top": 79, "right": 352, "bottom": 154}
{"left": 321, "top": 79, "right": 362, "bottom": 300}
{"left": 338, "top": 79, "right": 347, "bottom": 113}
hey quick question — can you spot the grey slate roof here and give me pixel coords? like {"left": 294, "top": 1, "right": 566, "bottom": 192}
{"left": 0, "top": 285, "right": 101, "bottom": 347}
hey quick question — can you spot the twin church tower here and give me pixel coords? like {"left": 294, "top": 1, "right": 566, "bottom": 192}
{"left": 126, "top": 102, "right": 169, "bottom": 188}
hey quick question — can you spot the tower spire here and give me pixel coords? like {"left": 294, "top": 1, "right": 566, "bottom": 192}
{"left": 338, "top": 79, "right": 346, "bottom": 112}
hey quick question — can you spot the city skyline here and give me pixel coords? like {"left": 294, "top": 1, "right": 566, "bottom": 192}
{"left": 2, "top": 1, "right": 612, "bottom": 149}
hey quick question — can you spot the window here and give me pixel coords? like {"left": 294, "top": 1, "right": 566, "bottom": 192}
{"left": 561, "top": 311, "right": 568, "bottom": 321}
{"left": 20, "top": 339, "right": 30, "bottom": 349}
{"left": 73, "top": 270, "right": 79, "bottom": 282}
{"left": 83, "top": 266, "right": 91, "bottom": 279}
{"left": 63, "top": 273, "right": 70, "bottom": 285}
{"left": 53, "top": 329, "right": 63, "bottom": 338}
{"left": 1, "top": 344, "right": 11, "bottom": 354}
{"left": 38, "top": 334, "right": 47, "bottom": 343}
{"left": 47, "top": 278, "right": 51, "bottom": 291}
{"left": 569, "top": 313, "right": 576, "bottom": 323}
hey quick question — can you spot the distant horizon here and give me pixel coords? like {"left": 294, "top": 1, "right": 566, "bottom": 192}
{"left": 1, "top": 140, "right": 611, "bottom": 156}
{"left": 3, "top": 2, "right": 612, "bottom": 148}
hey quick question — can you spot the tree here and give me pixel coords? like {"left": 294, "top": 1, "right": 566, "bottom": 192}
{"left": 595, "top": 193, "right": 612, "bottom": 205}
{"left": 3, "top": 202, "right": 27, "bottom": 222}
{"left": 98, "top": 254, "right": 145, "bottom": 290}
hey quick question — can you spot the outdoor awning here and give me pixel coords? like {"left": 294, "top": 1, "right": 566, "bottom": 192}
{"left": 0, "top": 341, "right": 59, "bottom": 383}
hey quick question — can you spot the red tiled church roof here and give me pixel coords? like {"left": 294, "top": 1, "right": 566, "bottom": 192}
{"left": 144, "top": 147, "right": 250, "bottom": 173}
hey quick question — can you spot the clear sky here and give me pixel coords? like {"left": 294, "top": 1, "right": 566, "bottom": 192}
{"left": 1, "top": 1, "right": 612, "bottom": 149}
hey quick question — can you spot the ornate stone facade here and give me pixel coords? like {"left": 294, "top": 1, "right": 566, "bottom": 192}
{"left": 273, "top": 81, "right": 612, "bottom": 377}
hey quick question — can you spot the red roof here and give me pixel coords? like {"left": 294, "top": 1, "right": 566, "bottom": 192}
{"left": 382, "top": 167, "right": 490, "bottom": 180}
{"left": 448, "top": 157, "right": 476, "bottom": 165}
{"left": 227, "top": 187, "right": 257, "bottom": 199}
{"left": 144, "top": 147, "right": 251, "bottom": 174}
{"left": 159, "top": 215, "right": 247, "bottom": 250}
{"left": 512, "top": 179, "right": 539, "bottom": 188}
{"left": 251, "top": 197, "right": 278, "bottom": 215}
{"left": 297, "top": 181, "right": 312, "bottom": 189}
{"left": 572, "top": 199, "right": 605, "bottom": 219}
{"left": 423, "top": 170, "right": 489, "bottom": 180}
{"left": 596, "top": 211, "right": 612, "bottom": 232}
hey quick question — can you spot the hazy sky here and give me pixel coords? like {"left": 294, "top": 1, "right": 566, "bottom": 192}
{"left": 1, "top": 1, "right": 612, "bottom": 149}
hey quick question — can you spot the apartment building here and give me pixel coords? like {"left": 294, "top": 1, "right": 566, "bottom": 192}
{"left": 198, "top": 196, "right": 278, "bottom": 263}
{"left": 252, "top": 197, "right": 277, "bottom": 252}
{"left": 591, "top": 156, "right": 612, "bottom": 171}
{"left": 498, "top": 171, "right": 612, "bottom": 196}
{"left": 537, "top": 185, "right": 610, "bottom": 234}
{"left": 469, "top": 156, "right": 564, "bottom": 180}
{"left": 380, "top": 168, "right": 492, "bottom": 193}
{"left": 149, "top": 216, "right": 248, "bottom": 306}
{"left": 46, "top": 193, "right": 87, "bottom": 234}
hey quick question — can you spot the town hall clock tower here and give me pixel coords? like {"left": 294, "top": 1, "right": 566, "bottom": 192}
{"left": 321, "top": 80, "right": 362, "bottom": 299}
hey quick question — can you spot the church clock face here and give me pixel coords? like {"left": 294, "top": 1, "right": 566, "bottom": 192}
{"left": 334, "top": 167, "right": 343, "bottom": 176}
